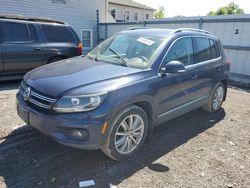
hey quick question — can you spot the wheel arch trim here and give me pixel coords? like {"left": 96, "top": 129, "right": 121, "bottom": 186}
{"left": 102, "top": 96, "right": 156, "bottom": 144}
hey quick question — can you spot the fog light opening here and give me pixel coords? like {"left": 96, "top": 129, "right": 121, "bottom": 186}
{"left": 70, "top": 130, "right": 83, "bottom": 140}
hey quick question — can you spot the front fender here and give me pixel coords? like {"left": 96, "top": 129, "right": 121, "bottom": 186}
{"left": 100, "top": 91, "right": 156, "bottom": 146}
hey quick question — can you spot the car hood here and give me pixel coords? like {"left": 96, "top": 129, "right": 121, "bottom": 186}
{"left": 24, "top": 56, "right": 144, "bottom": 97}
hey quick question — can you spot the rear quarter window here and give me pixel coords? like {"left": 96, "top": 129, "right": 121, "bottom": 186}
{"left": 41, "top": 25, "right": 76, "bottom": 43}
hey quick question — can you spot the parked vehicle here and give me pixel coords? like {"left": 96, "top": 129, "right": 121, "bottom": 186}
{"left": 16, "top": 28, "right": 230, "bottom": 160}
{"left": 0, "top": 15, "right": 82, "bottom": 81}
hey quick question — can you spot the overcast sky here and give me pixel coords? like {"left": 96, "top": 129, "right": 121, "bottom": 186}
{"left": 134, "top": 0, "right": 250, "bottom": 17}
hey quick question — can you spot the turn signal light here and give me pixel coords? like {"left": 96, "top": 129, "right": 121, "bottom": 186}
{"left": 226, "top": 59, "right": 231, "bottom": 65}
{"left": 102, "top": 122, "right": 108, "bottom": 134}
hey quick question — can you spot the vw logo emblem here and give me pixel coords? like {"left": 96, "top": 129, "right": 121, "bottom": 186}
{"left": 23, "top": 87, "right": 31, "bottom": 101}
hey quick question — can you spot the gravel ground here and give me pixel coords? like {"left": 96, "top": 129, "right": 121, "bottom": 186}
{"left": 0, "top": 81, "right": 249, "bottom": 188}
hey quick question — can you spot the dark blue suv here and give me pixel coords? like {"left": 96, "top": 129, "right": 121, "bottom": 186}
{"left": 16, "top": 28, "right": 230, "bottom": 160}
{"left": 0, "top": 15, "right": 82, "bottom": 81}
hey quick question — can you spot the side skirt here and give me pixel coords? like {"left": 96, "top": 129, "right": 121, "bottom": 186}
{"left": 155, "top": 96, "right": 209, "bottom": 126}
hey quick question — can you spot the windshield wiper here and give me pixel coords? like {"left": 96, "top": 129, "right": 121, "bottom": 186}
{"left": 108, "top": 48, "right": 128, "bottom": 67}
{"left": 94, "top": 45, "right": 101, "bottom": 62}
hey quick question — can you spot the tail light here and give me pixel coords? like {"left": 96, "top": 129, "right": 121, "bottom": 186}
{"left": 76, "top": 43, "right": 83, "bottom": 55}
{"left": 226, "top": 59, "right": 231, "bottom": 66}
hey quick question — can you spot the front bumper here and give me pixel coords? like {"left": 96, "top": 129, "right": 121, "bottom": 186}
{"left": 16, "top": 93, "right": 108, "bottom": 150}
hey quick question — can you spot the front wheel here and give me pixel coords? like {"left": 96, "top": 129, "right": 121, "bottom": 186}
{"left": 101, "top": 105, "right": 148, "bottom": 161}
{"left": 203, "top": 82, "right": 225, "bottom": 113}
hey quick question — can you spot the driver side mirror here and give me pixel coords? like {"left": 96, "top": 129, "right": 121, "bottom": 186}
{"left": 160, "top": 60, "right": 186, "bottom": 74}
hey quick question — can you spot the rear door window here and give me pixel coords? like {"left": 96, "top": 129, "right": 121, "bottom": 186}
{"left": 41, "top": 25, "right": 76, "bottom": 42}
{"left": 28, "top": 24, "right": 39, "bottom": 42}
{"left": 3, "top": 22, "right": 30, "bottom": 42}
{"left": 164, "top": 37, "right": 194, "bottom": 66}
{"left": 193, "top": 37, "right": 211, "bottom": 63}
{"left": 209, "top": 39, "right": 220, "bottom": 59}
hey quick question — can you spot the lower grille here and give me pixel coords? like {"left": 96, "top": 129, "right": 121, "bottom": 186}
{"left": 19, "top": 81, "right": 57, "bottom": 109}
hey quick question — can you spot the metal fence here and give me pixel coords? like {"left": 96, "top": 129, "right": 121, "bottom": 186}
{"left": 99, "top": 14, "right": 250, "bottom": 85}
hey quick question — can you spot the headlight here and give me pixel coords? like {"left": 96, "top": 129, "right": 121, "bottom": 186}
{"left": 53, "top": 92, "right": 107, "bottom": 113}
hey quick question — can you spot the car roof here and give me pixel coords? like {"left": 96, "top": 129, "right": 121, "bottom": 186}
{"left": 121, "top": 28, "right": 173, "bottom": 37}
{"left": 120, "top": 28, "right": 214, "bottom": 38}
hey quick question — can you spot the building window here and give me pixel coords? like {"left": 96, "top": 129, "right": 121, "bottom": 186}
{"left": 145, "top": 14, "right": 149, "bottom": 20}
{"left": 110, "top": 9, "right": 116, "bottom": 19}
{"left": 134, "top": 12, "right": 138, "bottom": 21}
{"left": 125, "top": 11, "right": 130, "bottom": 21}
{"left": 81, "top": 29, "right": 93, "bottom": 49}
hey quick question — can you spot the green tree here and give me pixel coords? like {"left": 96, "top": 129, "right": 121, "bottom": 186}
{"left": 208, "top": 2, "right": 244, "bottom": 16}
{"left": 154, "top": 6, "right": 165, "bottom": 19}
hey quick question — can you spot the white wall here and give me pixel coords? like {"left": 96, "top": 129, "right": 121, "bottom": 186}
{"left": 109, "top": 3, "right": 153, "bottom": 21}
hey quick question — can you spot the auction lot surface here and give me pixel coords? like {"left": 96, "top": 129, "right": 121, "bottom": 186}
{"left": 0, "top": 81, "right": 249, "bottom": 188}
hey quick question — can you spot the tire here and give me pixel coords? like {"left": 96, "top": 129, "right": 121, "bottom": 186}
{"left": 101, "top": 105, "right": 148, "bottom": 161}
{"left": 202, "top": 82, "right": 225, "bottom": 113}
{"left": 48, "top": 57, "right": 64, "bottom": 64}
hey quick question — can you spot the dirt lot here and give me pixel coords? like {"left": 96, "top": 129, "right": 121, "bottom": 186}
{"left": 0, "top": 81, "right": 249, "bottom": 188}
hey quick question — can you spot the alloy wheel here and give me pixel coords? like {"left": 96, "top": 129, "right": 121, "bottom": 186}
{"left": 114, "top": 114, "right": 144, "bottom": 154}
{"left": 212, "top": 86, "right": 224, "bottom": 111}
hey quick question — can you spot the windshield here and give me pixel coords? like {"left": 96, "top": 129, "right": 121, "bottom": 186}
{"left": 87, "top": 34, "right": 166, "bottom": 69}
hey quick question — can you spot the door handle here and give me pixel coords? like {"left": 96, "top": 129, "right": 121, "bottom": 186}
{"left": 34, "top": 47, "right": 42, "bottom": 51}
{"left": 216, "top": 67, "right": 221, "bottom": 71}
{"left": 192, "top": 74, "right": 198, "bottom": 79}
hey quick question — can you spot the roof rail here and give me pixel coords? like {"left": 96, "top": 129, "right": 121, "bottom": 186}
{"left": 125, "top": 27, "right": 150, "bottom": 31}
{"left": 171, "top": 28, "right": 212, "bottom": 35}
{"left": 0, "top": 14, "right": 66, "bottom": 24}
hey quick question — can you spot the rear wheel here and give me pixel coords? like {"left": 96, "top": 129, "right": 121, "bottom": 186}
{"left": 203, "top": 82, "right": 225, "bottom": 113}
{"left": 101, "top": 105, "right": 148, "bottom": 161}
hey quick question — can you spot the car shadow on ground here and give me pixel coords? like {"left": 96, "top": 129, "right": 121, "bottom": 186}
{"left": 0, "top": 80, "right": 21, "bottom": 92}
{"left": 0, "top": 108, "right": 225, "bottom": 188}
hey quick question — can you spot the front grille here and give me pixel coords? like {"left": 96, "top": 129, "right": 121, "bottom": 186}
{"left": 19, "top": 81, "right": 57, "bottom": 109}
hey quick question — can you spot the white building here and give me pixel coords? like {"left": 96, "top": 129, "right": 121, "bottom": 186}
{"left": 108, "top": 0, "right": 155, "bottom": 22}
